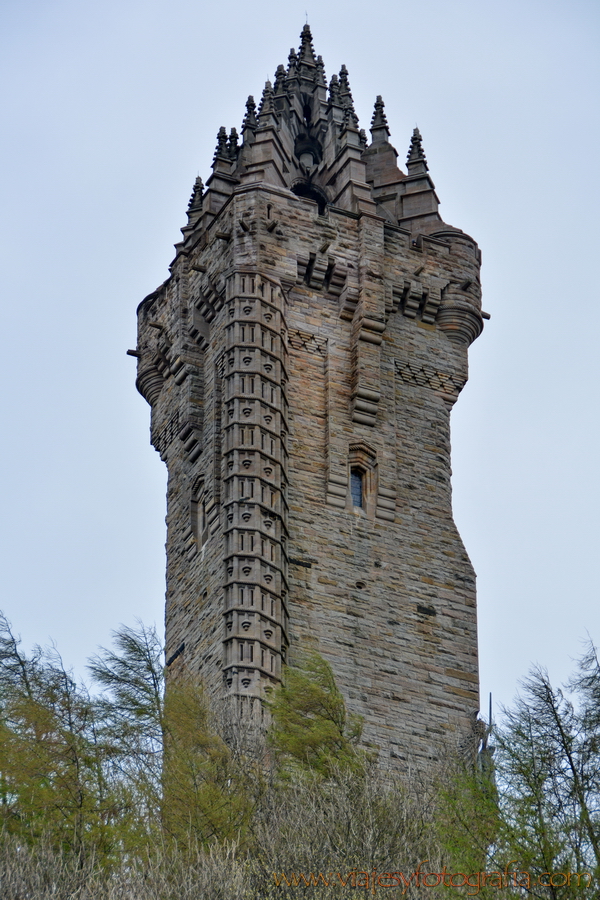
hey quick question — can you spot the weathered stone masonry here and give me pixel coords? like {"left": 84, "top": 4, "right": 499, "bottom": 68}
{"left": 133, "top": 25, "right": 488, "bottom": 765}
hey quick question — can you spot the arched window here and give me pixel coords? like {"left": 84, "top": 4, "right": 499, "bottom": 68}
{"left": 347, "top": 441, "right": 378, "bottom": 516}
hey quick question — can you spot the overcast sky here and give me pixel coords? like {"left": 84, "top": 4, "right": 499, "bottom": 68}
{"left": 1, "top": 0, "right": 598, "bottom": 719}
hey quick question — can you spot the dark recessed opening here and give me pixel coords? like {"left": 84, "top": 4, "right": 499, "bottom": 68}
{"left": 291, "top": 181, "right": 327, "bottom": 216}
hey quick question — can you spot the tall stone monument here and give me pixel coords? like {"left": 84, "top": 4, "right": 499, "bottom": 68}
{"left": 133, "top": 25, "right": 485, "bottom": 766}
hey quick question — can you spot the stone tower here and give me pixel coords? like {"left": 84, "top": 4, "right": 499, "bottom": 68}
{"left": 133, "top": 25, "right": 485, "bottom": 767}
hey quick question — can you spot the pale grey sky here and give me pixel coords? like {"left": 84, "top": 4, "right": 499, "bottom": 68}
{"left": 1, "top": 0, "right": 598, "bottom": 716}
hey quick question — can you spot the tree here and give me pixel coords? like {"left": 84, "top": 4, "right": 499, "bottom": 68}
{"left": 490, "top": 647, "right": 600, "bottom": 896}
{"left": 90, "top": 623, "right": 261, "bottom": 849}
{"left": 267, "top": 652, "right": 365, "bottom": 777}
{"left": 439, "top": 643, "right": 600, "bottom": 898}
{"left": 0, "top": 613, "right": 116, "bottom": 856}
{"left": 88, "top": 621, "right": 165, "bottom": 847}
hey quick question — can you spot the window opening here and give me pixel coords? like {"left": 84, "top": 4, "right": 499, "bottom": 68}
{"left": 350, "top": 468, "right": 364, "bottom": 508}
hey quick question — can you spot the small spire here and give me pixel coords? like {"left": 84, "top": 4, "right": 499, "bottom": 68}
{"left": 316, "top": 55, "right": 326, "bottom": 86}
{"left": 371, "top": 96, "right": 389, "bottom": 130}
{"left": 213, "top": 126, "right": 229, "bottom": 162}
{"left": 257, "top": 80, "right": 276, "bottom": 123}
{"left": 287, "top": 47, "right": 298, "bottom": 77}
{"left": 274, "top": 64, "right": 287, "bottom": 95}
{"left": 370, "top": 95, "right": 391, "bottom": 143}
{"left": 227, "top": 128, "right": 239, "bottom": 159}
{"left": 299, "top": 23, "right": 316, "bottom": 66}
{"left": 342, "top": 104, "right": 359, "bottom": 133}
{"left": 359, "top": 129, "right": 367, "bottom": 148}
{"left": 338, "top": 65, "right": 354, "bottom": 106}
{"left": 187, "top": 176, "right": 204, "bottom": 211}
{"left": 338, "top": 65, "right": 358, "bottom": 127}
{"left": 406, "top": 127, "right": 429, "bottom": 173}
{"left": 328, "top": 73, "right": 341, "bottom": 105}
{"left": 242, "top": 95, "right": 257, "bottom": 134}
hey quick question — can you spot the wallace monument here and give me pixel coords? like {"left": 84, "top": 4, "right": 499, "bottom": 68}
{"left": 132, "top": 25, "right": 486, "bottom": 767}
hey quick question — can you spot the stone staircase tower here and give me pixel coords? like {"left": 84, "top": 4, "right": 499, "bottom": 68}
{"left": 133, "top": 25, "right": 486, "bottom": 766}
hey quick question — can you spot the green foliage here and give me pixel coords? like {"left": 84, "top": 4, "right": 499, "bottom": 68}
{"left": 2, "top": 607, "right": 599, "bottom": 900}
{"left": 88, "top": 621, "right": 165, "bottom": 848}
{"left": 267, "top": 652, "right": 366, "bottom": 777}
{"left": 438, "top": 644, "right": 600, "bottom": 898}
{"left": 0, "top": 613, "right": 262, "bottom": 860}
{"left": 0, "top": 613, "right": 117, "bottom": 857}
{"left": 161, "top": 677, "right": 259, "bottom": 847}
{"left": 490, "top": 651, "right": 600, "bottom": 895}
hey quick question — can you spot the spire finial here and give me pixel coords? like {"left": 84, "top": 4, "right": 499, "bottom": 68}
{"left": 187, "top": 175, "right": 204, "bottom": 211}
{"left": 274, "top": 64, "right": 287, "bottom": 95}
{"left": 406, "top": 126, "right": 429, "bottom": 172}
{"left": 338, "top": 65, "right": 358, "bottom": 126}
{"left": 316, "top": 54, "right": 326, "bottom": 86}
{"left": 227, "top": 128, "right": 239, "bottom": 159}
{"left": 328, "top": 72, "right": 341, "bottom": 105}
{"left": 369, "top": 95, "right": 391, "bottom": 143}
{"left": 371, "top": 96, "right": 389, "bottom": 130}
{"left": 242, "top": 95, "right": 257, "bottom": 134}
{"left": 257, "top": 80, "right": 276, "bottom": 123}
{"left": 299, "top": 23, "right": 317, "bottom": 66}
{"left": 213, "top": 126, "right": 229, "bottom": 162}
{"left": 287, "top": 47, "right": 298, "bottom": 77}
{"left": 342, "top": 104, "right": 359, "bottom": 133}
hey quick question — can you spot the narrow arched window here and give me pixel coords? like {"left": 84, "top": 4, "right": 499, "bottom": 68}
{"left": 350, "top": 468, "right": 364, "bottom": 508}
